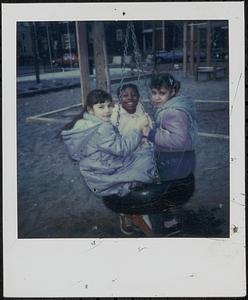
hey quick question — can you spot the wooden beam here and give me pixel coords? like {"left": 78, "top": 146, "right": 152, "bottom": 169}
{"left": 196, "top": 28, "right": 201, "bottom": 67}
{"left": 183, "top": 21, "right": 188, "bottom": 76}
{"left": 206, "top": 21, "right": 212, "bottom": 65}
{"left": 162, "top": 20, "right": 165, "bottom": 50}
{"left": 30, "top": 22, "right": 40, "bottom": 84}
{"left": 198, "top": 132, "right": 229, "bottom": 140}
{"left": 152, "top": 22, "right": 156, "bottom": 52}
{"left": 26, "top": 103, "right": 81, "bottom": 118}
{"left": 92, "top": 21, "right": 110, "bottom": 93}
{"left": 142, "top": 21, "right": 146, "bottom": 52}
{"left": 26, "top": 117, "right": 67, "bottom": 124}
{"left": 189, "top": 24, "right": 195, "bottom": 75}
{"left": 188, "top": 20, "right": 228, "bottom": 29}
{"left": 75, "top": 21, "right": 91, "bottom": 106}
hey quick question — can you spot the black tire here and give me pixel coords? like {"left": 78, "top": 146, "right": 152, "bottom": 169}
{"left": 103, "top": 174, "right": 195, "bottom": 215}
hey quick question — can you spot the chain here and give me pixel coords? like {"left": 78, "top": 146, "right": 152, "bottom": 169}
{"left": 129, "top": 22, "right": 147, "bottom": 114}
{"left": 130, "top": 23, "right": 142, "bottom": 83}
{"left": 131, "top": 22, "right": 155, "bottom": 118}
{"left": 116, "top": 23, "right": 131, "bottom": 128}
{"left": 120, "top": 22, "right": 131, "bottom": 88}
{"left": 116, "top": 22, "right": 161, "bottom": 183}
{"left": 130, "top": 22, "right": 161, "bottom": 182}
{"left": 118, "top": 22, "right": 190, "bottom": 185}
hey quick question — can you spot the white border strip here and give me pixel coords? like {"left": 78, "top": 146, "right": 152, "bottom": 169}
{"left": 2, "top": 2, "right": 245, "bottom": 298}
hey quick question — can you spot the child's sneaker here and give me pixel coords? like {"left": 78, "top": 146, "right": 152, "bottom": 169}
{"left": 164, "top": 217, "right": 178, "bottom": 228}
{"left": 130, "top": 214, "right": 154, "bottom": 237}
{"left": 119, "top": 214, "right": 135, "bottom": 236}
{"left": 163, "top": 217, "right": 181, "bottom": 237}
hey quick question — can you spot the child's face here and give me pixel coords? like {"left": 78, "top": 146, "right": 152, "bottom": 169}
{"left": 151, "top": 87, "right": 175, "bottom": 107}
{"left": 120, "top": 87, "right": 139, "bottom": 114}
{"left": 89, "top": 101, "right": 113, "bottom": 122}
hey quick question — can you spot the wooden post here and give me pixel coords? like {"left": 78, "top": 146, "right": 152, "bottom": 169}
{"left": 92, "top": 21, "right": 110, "bottom": 93}
{"left": 30, "top": 22, "right": 40, "bottom": 84}
{"left": 66, "top": 22, "right": 73, "bottom": 70}
{"left": 46, "top": 23, "right": 53, "bottom": 72}
{"left": 162, "top": 20, "right": 165, "bottom": 50}
{"left": 196, "top": 27, "right": 201, "bottom": 67}
{"left": 206, "top": 21, "right": 212, "bottom": 65}
{"left": 189, "top": 24, "right": 195, "bottom": 75}
{"left": 183, "top": 21, "right": 187, "bottom": 76}
{"left": 75, "top": 21, "right": 91, "bottom": 106}
{"left": 142, "top": 21, "right": 146, "bottom": 52}
{"left": 152, "top": 23, "right": 156, "bottom": 53}
{"left": 152, "top": 23, "right": 157, "bottom": 72}
{"left": 172, "top": 25, "right": 176, "bottom": 65}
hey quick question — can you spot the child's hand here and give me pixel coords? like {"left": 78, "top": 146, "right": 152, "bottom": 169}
{"left": 136, "top": 115, "right": 149, "bottom": 130}
{"left": 142, "top": 125, "right": 151, "bottom": 137}
{"left": 146, "top": 114, "right": 153, "bottom": 129}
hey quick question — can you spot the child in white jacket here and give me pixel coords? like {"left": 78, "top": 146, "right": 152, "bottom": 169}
{"left": 62, "top": 89, "right": 155, "bottom": 197}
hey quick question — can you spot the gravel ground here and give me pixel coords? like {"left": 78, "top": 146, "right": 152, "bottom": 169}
{"left": 17, "top": 70, "right": 229, "bottom": 238}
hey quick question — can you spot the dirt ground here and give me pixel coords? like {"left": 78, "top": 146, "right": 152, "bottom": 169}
{"left": 17, "top": 70, "right": 229, "bottom": 238}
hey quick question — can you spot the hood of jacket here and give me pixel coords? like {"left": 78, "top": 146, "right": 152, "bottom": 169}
{"left": 155, "top": 95, "right": 198, "bottom": 148}
{"left": 155, "top": 95, "right": 197, "bottom": 121}
{"left": 61, "top": 113, "right": 102, "bottom": 161}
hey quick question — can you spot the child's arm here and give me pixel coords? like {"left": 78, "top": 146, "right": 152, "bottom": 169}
{"left": 110, "top": 104, "right": 118, "bottom": 126}
{"left": 146, "top": 109, "right": 193, "bottom": 151}
{"left": 96, "top": 123, "right": 142, "bottom": 157}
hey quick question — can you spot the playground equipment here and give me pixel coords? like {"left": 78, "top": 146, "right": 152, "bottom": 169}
{"left": 26, "top": 21, "right": 195, "bottom": 237}
{"left": 101, "top": 21, "right": 195, "bottom": 237}
{"left": 183, "top": 21, "right": 228, "bottom": 80}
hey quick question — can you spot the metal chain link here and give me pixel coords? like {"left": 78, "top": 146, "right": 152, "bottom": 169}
{"left": 129, "top": 22, "right": 161, "bottom": 182}
{"left": 129, "top": 22, "right": 146, "bottom": 116}
{"left": 130, "top": 23, "right": 141, "bottom": 82}
{"left": 115, "top": 22, "right": 161, "bottom": 182}
{"left": 117, "top": 22, "right": 189, "bottom": 185}
{"left": 130, "top": 22, "right": 153, "bottom": 114}
{"left": 120, "top": 22, "right": 131, "bottom": 88}
{"left": 116, "top": 22, "right": 131, "bottom": 128}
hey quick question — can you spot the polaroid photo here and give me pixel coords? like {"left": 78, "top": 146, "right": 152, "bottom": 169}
{"left": 2, "top": 1, "right": 246, "bottom": 297}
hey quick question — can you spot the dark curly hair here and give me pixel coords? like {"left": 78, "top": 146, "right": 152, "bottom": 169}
{"left": 150, "top": 73, "right": 180, "bottom": 94}
{"left": 117, "top": 83, "right": 140, "bottom": 99}
{"left": 86, "top": 89, "right": 113, "bottom": 109}
{"left": 62, "top": 89, "right": 112, "bottom": 131}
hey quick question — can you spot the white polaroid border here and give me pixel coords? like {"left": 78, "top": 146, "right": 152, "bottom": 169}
{"left": 2, "top": 2, "right": 246, "bottom": 297}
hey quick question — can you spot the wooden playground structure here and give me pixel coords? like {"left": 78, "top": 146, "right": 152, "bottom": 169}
{"left": 75, "top": 20, "right": 228, "bottom": 104}
{"left": 183, "top": 21, "right": 227, "bottom": 81}
{"left": 26, "top": 20, "right": 228, "bottom": 124}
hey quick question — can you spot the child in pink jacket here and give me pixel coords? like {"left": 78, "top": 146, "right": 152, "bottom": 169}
{"left": 143, "top": 73, "right": 198, "bottom": 235}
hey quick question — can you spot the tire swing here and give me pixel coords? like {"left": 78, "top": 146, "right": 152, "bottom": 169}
{"left": 103, "top": 22, "right": 195, "bottom": 235}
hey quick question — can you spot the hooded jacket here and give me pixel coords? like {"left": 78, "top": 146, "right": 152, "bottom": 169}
{"left": 62, "top": 113, "right": 155, "bottom": 197}
{"left": 111, "top": 103, "right": 145, "bottom": 136}
{"left": 148, "top": 95, "right": 198, "bottom": 181}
